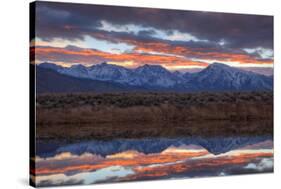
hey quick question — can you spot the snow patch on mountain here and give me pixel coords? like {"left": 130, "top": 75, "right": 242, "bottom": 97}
{"left": 38, "top": 62, "right": 273, "bottom": 91}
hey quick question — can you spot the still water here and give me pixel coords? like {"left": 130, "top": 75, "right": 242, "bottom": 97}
{"left": 33, "top": 135, "right": 273, "bottom": 186}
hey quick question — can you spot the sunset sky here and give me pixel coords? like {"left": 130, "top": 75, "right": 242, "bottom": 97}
{"left": 32, "top": 1, "right": 273, "bottom": 71}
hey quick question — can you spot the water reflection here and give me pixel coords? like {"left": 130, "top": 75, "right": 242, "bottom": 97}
{"left": 33, "top": 136, "right": 273, "bottom": 187}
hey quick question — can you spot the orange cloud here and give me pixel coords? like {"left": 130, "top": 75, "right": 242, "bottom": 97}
{"left": 134, "top": 44, "right": 272, "bottom": 65}
{"left": 90, "top": 32, "right": 273, "bottom": 66}
{"left": 33, "top": 30, "right": 273, "bottom": 69}
{"left": 34, "top": 46, "right": 208, "bottom": 68}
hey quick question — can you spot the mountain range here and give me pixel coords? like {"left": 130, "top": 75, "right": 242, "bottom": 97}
{"left": 36, "top": 62, "right": 273, "bottom": 93}
{"left": 37, "top": 136, "right": 272, "bottom": 157}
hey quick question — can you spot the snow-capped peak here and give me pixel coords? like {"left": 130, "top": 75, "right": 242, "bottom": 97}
{"left": 37, "top": 62, "right": 273, "bottom": 91}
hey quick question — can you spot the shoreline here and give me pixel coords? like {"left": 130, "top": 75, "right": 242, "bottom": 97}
{"left": 36, "top": 119, "right": 273, "bottom": 141}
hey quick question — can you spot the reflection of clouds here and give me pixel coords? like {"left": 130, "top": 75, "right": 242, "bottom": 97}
{"left": 185, "top": 148, "right": 273, "bottom": 161}
{"left": 36, "top": 152, "right": 102, "bottom": 162}
{"left": 119, "top": 149, "right": 273, "bottom": 181}
{"left": 161, "top": 145, "right": 207, "bottom": 154}
{"left": 244, "top": 158, "right": 273, "bottom": 171}
{"left": 35, "top": 148, "right": 208, "bottom": 176}
{"left": 106, "top": 150, "right": 143, "bottom": 159}
{"left": 219, "top": 149, "right": 273, "bottom": 156}
{"left": 36, "top": 166, "right": 134, "bottom": 187}
{"left": 241, "top": 140, "right": 273, "bottom": 150}
{"left": 35, "top": 152, "right": 102, "bottom": 162}
{"left": 34, "top": 140, "right": 274, "bottom": 186}
{"left": 219, "top": 172, "right": 226, "bottom": 176}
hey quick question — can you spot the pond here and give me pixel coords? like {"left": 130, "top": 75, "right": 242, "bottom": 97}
{"left": 33, "top": 135, "right": 273, "bottom": 186}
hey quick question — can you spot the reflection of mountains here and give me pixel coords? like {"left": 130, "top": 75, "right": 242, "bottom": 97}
{"left": 37, "top": 135, "right": 272, "bottom": 157}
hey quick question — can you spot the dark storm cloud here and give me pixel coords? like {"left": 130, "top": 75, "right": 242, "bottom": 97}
{"left": 82, "top": 28, "right": 271, "bottom": 63}
{"left": 34, "top": 1, "right": 273, "bottom": 49}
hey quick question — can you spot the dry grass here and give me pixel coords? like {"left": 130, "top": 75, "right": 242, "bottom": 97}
{"left": 36, "top": 92, "right": 273, "bottom": 125}
{"left": 37, "top": 102, "right": 273, "bottom": 125}
{"left": 35, "top": 92, "right": 273, "bottom": 140}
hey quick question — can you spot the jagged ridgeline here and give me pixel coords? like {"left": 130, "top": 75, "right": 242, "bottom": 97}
{"left": 36, "top": 62, "right": 273, "bottom": 93}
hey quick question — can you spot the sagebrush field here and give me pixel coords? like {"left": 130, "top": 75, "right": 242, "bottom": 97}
{"left": 36, "top": 92, "right": 273, "bottom": 140}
